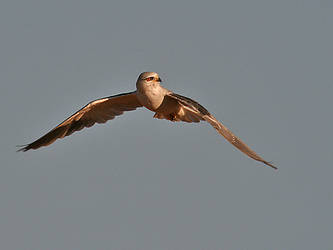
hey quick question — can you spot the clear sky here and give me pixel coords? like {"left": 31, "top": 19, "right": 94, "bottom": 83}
{"left": 1, "top": 0, "right": 332, "bottom": 249}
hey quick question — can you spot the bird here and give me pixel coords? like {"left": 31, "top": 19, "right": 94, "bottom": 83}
{"left": 18, "top": 72, "right": 277, "bottom": 170}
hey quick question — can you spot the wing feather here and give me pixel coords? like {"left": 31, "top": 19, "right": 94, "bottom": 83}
{"left": 18, "top": 91, "right": 142, "bottom": 151}
{"left": 166, "top": 92, "right": 277, "bottom": 169}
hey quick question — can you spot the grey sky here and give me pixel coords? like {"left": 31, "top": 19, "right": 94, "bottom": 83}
{"left": 1, "top": 0, "right": 332, "bottom": 249}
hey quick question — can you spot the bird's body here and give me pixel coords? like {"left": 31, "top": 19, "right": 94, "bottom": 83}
{"left": 136, "top": 72, "right": 169, "bottom": 111}
{"left": 19, "top": 72, "right": 277, "bottom": 169}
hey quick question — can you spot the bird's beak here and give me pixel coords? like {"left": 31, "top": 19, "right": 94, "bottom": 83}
{"left": 157, "top": 77, "right": 162, "bottom": 82}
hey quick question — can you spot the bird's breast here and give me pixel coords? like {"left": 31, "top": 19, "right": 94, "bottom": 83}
{"left": 136, "top": 84, "right": 166, "bottom": 111}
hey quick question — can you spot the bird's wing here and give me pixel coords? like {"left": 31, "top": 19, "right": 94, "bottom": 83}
{"left": 18, "top": 91, "right": 142, "bottom": 151}
{"left": 163, "top": 92, "right": 277, "bottom": 169}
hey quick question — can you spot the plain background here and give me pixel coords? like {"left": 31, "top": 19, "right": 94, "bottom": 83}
{"left": 1, "top": 0, "right": 332, "bottom": 249}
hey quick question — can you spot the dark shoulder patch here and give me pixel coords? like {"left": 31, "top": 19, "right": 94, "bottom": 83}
{"left": 168, "top": 92, "right": 210, "bottom": 115}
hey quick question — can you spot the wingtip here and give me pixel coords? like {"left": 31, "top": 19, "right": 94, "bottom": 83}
{"left": 264, "top": 161, "right": 278, "bottom": 170}
{"left": 16, "top": 144, "right": 29, "bottom": 152}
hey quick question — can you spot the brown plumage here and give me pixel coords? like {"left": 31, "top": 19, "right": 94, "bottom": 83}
{"left": 19, "top": 72, "right": 276, "bottom": 170}
{"left": 158, "top": 93, "right": 277, "bottom": 170}
{"left": 18, "top": 92, "right": 142, "bottom": 151}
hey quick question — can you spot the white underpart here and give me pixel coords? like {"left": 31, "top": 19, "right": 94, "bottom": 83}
{"left": 136, "top": 82, "right": 169, "bottom": 111}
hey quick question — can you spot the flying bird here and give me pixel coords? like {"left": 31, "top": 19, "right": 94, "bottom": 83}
{"left": 18, "top": 72, "right": 276, "bottom": 169}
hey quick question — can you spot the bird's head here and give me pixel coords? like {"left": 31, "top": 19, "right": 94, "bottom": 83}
{"left": 137, "top": 72, "right": 162, "bottom": 84}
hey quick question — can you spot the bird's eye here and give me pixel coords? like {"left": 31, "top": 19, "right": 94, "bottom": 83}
{"left": 146, "top": 77, "right": 154, "bottom": 82}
